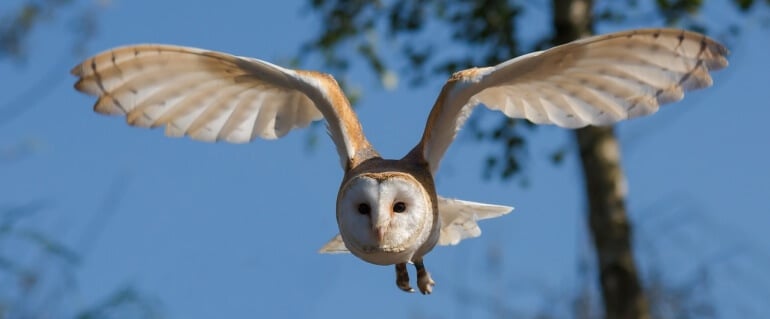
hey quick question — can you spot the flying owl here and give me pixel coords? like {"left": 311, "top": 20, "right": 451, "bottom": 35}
{"left": 71, "top": 28, "right": 728, "bottom": 294}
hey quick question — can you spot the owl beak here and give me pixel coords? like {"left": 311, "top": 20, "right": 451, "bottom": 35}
{"left": 375, "top": 226, "right": 386, "bottom": 243}
{"left": 372, "top": 206, "right": 388, "bottom": 243}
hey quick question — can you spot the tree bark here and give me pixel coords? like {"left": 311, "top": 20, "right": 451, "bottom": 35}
{"left": 552, "top": 1, "right": 651, "bottom": 318}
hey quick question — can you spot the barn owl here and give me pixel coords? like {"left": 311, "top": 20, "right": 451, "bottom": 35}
{"left": 71, "top": 28, "right": 728, "bottom": 294}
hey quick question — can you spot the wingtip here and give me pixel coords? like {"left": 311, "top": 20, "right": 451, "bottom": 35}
{"left": 708, "top": 41, "right": 730, "bottom": 71}
{"left": 318, "top": 247, "right": 349, "bottom": 255}
{"left": 474, "top": 202, "right": 514, "bottom": 219}
{"left": 714, "top": 40, "right": 731, "bottom": 57}
{"left": 70, "top": 64, "right": 81, "bottom": 76}
{"left": 318, "top": 234, "right": 350, "bottom": 254}
{"left": 488, "top": 203, "right": 515, "bottom": 215}
{"left": 72, "top": 78, "right": 92, "bottom": 94}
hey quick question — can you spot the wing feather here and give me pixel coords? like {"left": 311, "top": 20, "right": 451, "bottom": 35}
{"left": 412, "top": 28, "right": 728, "bottom": 174}
{"left": 436, "top": 196, "right": 513, "bottom": 246}
{"left": 186, "top": 88, "right": 245, "bottom": 141}
{"left": 220, "top": 90, "right": 264, "bottom": 143}
{"left": 72, "top": 44, "right": 377, "bottom": 170}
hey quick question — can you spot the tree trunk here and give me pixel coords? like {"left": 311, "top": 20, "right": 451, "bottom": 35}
{"left": 552, "top": 1, "right": 651, "bottom": 318}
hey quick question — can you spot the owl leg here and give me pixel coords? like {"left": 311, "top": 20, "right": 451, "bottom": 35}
{"left": 395, "top": 263, "right": 415, "bottom": 292}
{"left": 413, "top": 258, "right": 435, "bottom": 295}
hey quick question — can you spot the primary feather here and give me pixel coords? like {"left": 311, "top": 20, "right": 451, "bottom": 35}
{"left": 436, "top": 197, "right": 513, "bottom": 246}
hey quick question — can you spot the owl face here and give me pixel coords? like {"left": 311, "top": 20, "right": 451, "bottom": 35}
{"left": 337, "top": 172, "right": 434, "bottom": 265}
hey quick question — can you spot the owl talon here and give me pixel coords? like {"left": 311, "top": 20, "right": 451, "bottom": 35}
{"left": 417, "top": 272, "right": 435, "bottom": 294}
{"left": 395, "top": 263, "right": 414, "bottom": 293}
{"left": 414, "top": 258, "right": 435, "bottom": 295}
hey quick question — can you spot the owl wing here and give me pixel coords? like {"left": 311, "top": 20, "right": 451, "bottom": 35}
{"left": 412, "top": 28, "right": 729, "bottom": 174}
{"left": 436, "top": 196, "right": 513, "bottom": 246}
{"left": 318, "top": 234, "right": 349, "bottom": 254}
{"left": 72, "top": 45, "right": 376, "bottom": 170}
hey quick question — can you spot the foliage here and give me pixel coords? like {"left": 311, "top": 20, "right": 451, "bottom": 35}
{"left": 424, "top": 199, "right": 770, "bottom": 319}
{"left": 299, "top": 0, "right": 767, "bottom": 180}
{"left": 0, "top": 0, "right": 99, "bottom": 62}
{"left": 1, "top": 2, "right": 161, "bottom": 318}
{"left": 0, "top": 179, "right": 162, "bottom": 318}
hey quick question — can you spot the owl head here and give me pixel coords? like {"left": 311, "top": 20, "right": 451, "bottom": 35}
{"left": 336, "top": 169, "right": 437, "bottom": 265}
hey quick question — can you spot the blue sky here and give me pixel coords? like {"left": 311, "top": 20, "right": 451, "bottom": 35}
{"left": 2, "top": 0, "right": 769, "bottom": 318}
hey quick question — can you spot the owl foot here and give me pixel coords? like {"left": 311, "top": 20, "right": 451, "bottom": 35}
{"left": 414, "top": 259, "right": 435, "bottom": 295}
{"left": 395, "top": 263, "right": 415, "bottom": 292}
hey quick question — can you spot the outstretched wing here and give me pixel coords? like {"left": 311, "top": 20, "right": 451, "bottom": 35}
{"left": 413, "top": 28, "right": 729, "bottom": 174}
{"left": 436, "top": 196, "right": 513, "bottom": 246}
{"left": 72, "top": 44, "right": 376, "bottom": 170}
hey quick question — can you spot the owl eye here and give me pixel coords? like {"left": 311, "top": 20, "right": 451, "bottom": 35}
{"left": 358, "top": 203, "right": 371, "bottom": 215}
{"left": 393, "top": 202, "right": 407, "bottom": 213}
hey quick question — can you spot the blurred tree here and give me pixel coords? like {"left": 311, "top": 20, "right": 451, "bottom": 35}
{"left": 1, "top": 1, "right": 162, "bottom": 318}
{"left": 0, "top": 0, "right": 99, "bottom": 61}
{"left": 441, "top": 193, "right": 770, "bottom": 319}
{"left": 0, "top": 0, "right": 101, "bottom": 127}
{"left": 299, "top": 0, "right": 768, "bottom": 318}
{"left": 0, "top": 175, "right": 162, "bottom": 318}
